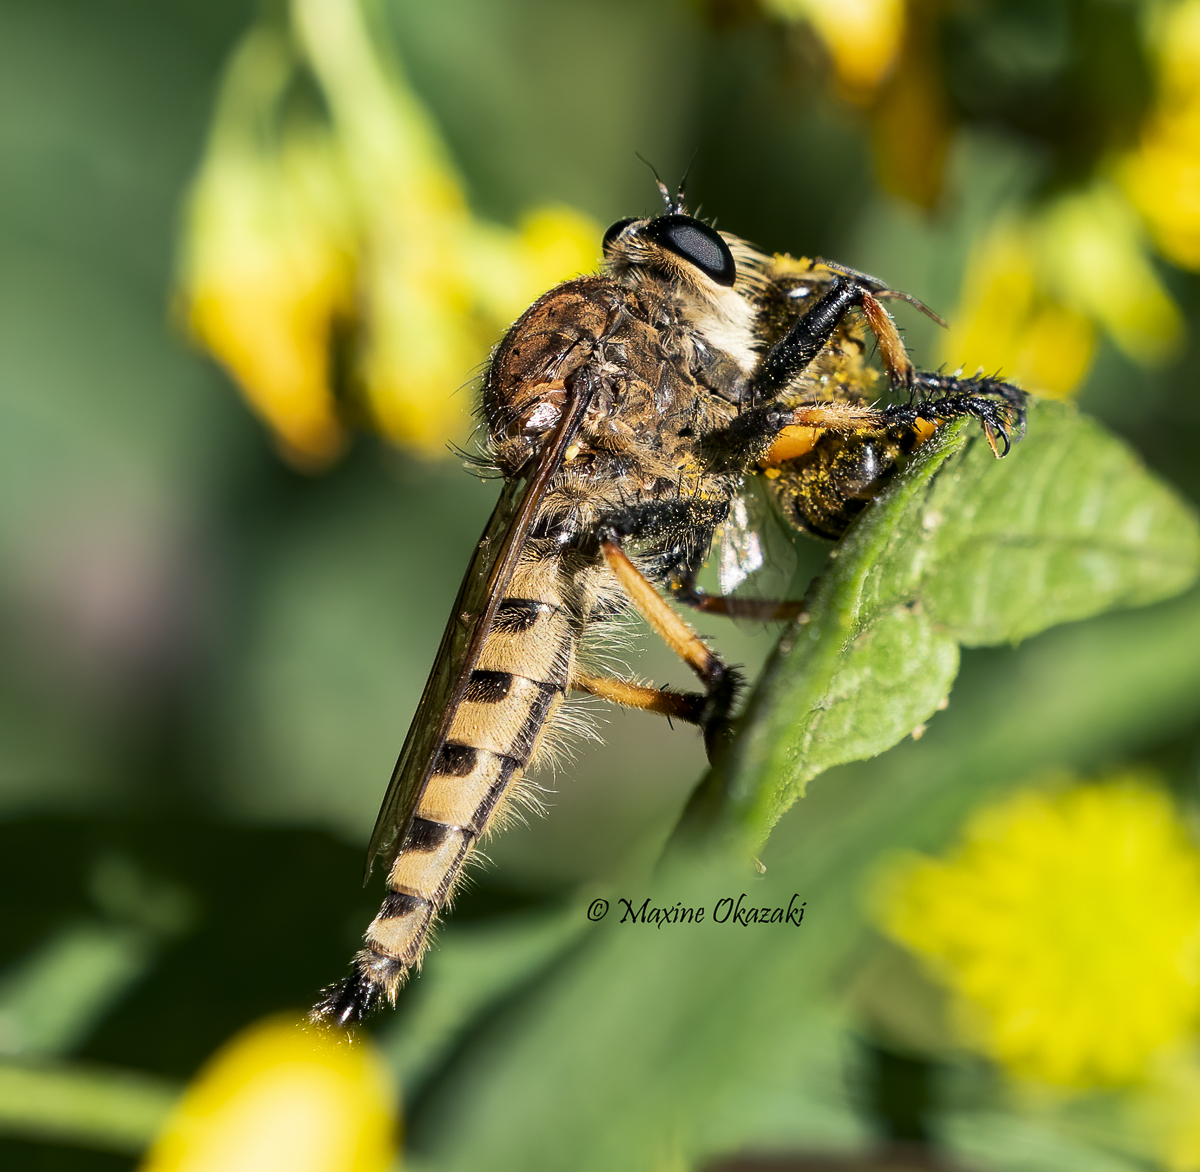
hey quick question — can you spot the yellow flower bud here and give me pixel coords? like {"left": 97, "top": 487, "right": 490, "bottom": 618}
{"left": 1120, "top": 0, "right": 1200, "bottom": 271}
{"left": 467, "top": 206, "right": 603, "bottom": 327}
{"left": 140, "top": 1016, "right": 398, "bottom": 1172}
{"left": 763, "top": 0, "right": 905, "bottom": 95}
{"left": 179, "top": 29, "right": 355, "bottom": 471}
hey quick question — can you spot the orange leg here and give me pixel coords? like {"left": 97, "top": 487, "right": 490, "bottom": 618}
{"left": 860, "top": 291, "right": 914, "bottom": 387}
{"left": 601, "top": 540, "right": 722, "bottom": 682}
{"left": 599, "top": 537, "right": 741, "bottom": 755}
{"left": 759, "top": 404, "right": 941, "bottom": 470}
{"left": 668, "top": 581, "right": 806, "bottom": 623}
{"left": 571, "top": 671, "right": 707, "bottom": 726}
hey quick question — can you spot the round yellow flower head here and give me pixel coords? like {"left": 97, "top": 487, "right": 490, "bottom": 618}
{"left": 140, "top": 1015, "right": 397, "bottom": 1172}
{"left": 874, "top": 776, "right": 1200, "bottom": 1088}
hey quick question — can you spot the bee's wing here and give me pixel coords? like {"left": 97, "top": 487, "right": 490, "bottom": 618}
{"left": 713, "top": 476, "right": 798, "bottom": 604}
{"left": 716, "top": 492, "right": 765, "bottom": 596}
{"left": 365, "top": 385, "right": 594, "bottom": 880}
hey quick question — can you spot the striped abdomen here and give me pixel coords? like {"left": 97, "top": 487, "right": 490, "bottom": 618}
{"left": 328, "top": 548, "right": 583, "bottom": 1019}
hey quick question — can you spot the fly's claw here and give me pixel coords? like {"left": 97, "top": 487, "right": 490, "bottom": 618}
{"left": 910, "top": 372, "right": 1029, "bottom": 458}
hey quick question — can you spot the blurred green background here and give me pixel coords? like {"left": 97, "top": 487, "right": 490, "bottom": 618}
{"left": 3, "top": 0, "right": 1200, "bottom": 1169}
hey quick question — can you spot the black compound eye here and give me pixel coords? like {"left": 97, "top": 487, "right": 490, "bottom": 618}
{"left": 602, "top": 218, "right": 636, "bottom": 253}
{"left": 644, "top": 214, "right": 736, "bottom": 286}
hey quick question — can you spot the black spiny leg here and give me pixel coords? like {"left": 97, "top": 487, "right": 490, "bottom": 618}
{"left": 889, "top": 372, "right": 1028, "bottom": 456}
{"left": 915, "top": 370, "right": 1027, "bottom": 414}
{"left": 753, "top": 276, "right": 915, "bottom": 401}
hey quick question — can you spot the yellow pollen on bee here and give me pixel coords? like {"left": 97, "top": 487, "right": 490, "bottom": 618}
{"left": 763, "top": 425, "right": 823, "bottom": 466}
{"left": 912, "top": 417, "right": 941, "bottom": 447}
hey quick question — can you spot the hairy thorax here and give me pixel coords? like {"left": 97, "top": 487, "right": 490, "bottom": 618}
{"left": 482, "top": 276, "right": 748, "bottom": 540}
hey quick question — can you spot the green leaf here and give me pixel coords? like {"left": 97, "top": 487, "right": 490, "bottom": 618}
{"left": 0, "top": 922, "right": 153, "bottom": 1058}
{"left": 379, "top": 904, "right": 587, "bottom": 1097}
{"left": 704, "top": 400, "right": 1200, "bottom": 844}
{"left": 942, "top": 1108, "right": 1151, "bottom": 1172}
{"left": 412, "top": 584, "right": 1200, "bottom": 1172}
{"left": 0, "top": 1059, "right": 178, "bottom": 1153}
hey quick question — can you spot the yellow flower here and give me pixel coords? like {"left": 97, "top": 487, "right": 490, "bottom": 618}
{"left": 180, "top": 0, "right": 601, "bottom": 465}
{"left": 764, "top": 0, "right": 905, "bottom": 95}
{"left": 941, "top": 186, "right": 1183, "bottom": 397}
{"left": 179, "top": 29, "right": 355, "bottom": 471}
{"left": 1120, "top": 0, "right": 1200, "bottom": 271}
{"left": 1037, "top": 186, "right": 1184, "bottom": 367}
{"left": 139, "top": 1016, "right": 397, "bottom": 1172}
{"left": 295, "top": 0, "right": 603, "bottom": 456}
{"left": 939, "top": 221, "right": 1096, "bottom": 398}
{"left": 873, "top": 776, "right": 1200, "bottom": 1088}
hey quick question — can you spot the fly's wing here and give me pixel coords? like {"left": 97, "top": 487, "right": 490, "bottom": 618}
{"left": 712, "top": 476, "right": 798, "bottom": 606}
{"left": 363, "top": 476, "right": 521, "bottom": 878}
{"left": 364, "top": 383, "right": 595, "bottom": 880}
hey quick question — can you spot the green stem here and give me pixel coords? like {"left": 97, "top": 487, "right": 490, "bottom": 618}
{"left": 0, "top": 1058, "right": 179, "bottom": 1154}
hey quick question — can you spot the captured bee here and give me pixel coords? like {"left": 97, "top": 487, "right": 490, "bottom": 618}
{"left": 312, "top": 182, "right": 1026, "bottom": 1025}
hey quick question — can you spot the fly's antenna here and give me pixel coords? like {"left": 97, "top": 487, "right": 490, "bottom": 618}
{"left": 674, "top": 150, "right": 699, "bottom": 214}
{"left": 635, "top": 152, "right": 677, "bottom": 213}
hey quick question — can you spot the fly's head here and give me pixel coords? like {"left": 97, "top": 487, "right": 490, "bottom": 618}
{"left": 602, "top": 210, "right": 762, "bottom": 379}
{"left": 602, "top": 212, "right": 738, "bottom": 295}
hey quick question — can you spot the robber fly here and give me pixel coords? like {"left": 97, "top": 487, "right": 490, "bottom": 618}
{"left": 313, "top": 183, "right": 1026, "bottom": 1025}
